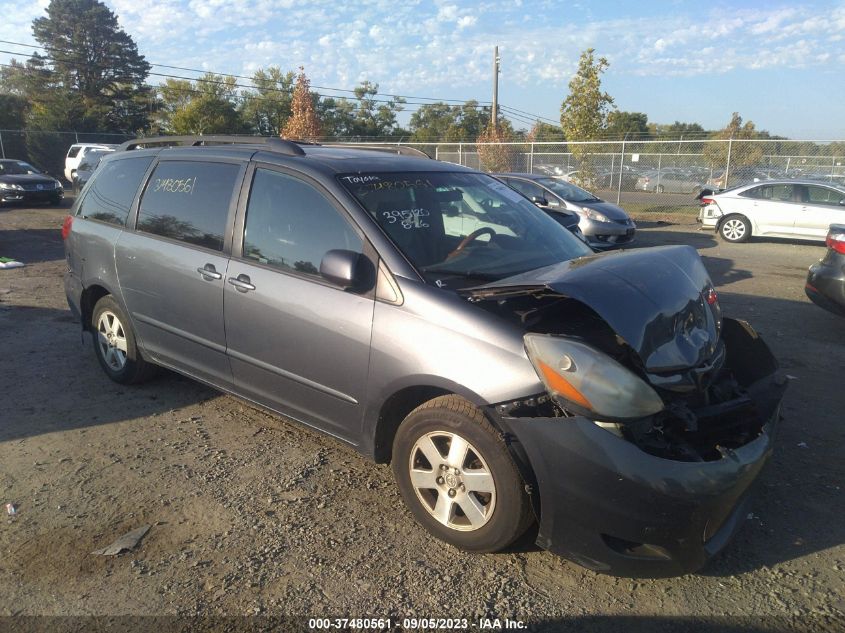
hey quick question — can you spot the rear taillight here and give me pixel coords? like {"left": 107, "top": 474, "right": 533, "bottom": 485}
{"left": 700, "top": 197, "right": 715, "bottom": 206}
{"left": 61, "top": 215, "right": 73, "bottom": 240}
{"left": 826, "top": 234, "right": 845, "bottom": 254}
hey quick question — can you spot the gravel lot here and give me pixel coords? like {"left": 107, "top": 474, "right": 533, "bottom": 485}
{"left": 1, "top": 202, "right": 844, "bottom": 632}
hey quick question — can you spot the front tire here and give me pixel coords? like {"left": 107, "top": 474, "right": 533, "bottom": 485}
{"left": 392, "top": 395, "right": 533, "bottom": 553}
{"left": 91, "top": 295, "right": 156, "bottom": 384}
{"left": 720, "top": 214, "right": 751, "bottom": 243}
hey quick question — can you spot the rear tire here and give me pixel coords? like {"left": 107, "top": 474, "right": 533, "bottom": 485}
{"left": 719, "top": 214, "right": 751, "bottom": 243}
{"left": 392, "top": 395, "right": 534, "bottom": 553}
{"left": 91, "top": 295, "right": 156, "bottom": 384}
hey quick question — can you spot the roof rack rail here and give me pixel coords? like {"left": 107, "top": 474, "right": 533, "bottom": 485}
{"left": 116, "top": 135, "right": 306, "bottom": 156}
{"left": 322, "top": 144, "right": 431, "bottom": 159}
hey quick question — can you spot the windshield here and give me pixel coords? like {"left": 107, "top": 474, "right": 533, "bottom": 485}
{"left": 536, "top": 177, "right": 597, "bottom": 202}
{"left": 340, "top": 171, "right": 593, "bottom": 288}
{"left": 0, "top": 161, "right": 40, "bottom": 176}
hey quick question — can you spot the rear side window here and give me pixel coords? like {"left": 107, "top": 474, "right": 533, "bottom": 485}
{"left": 67, "top": 146, "right": 81, "bottom": 158}
{"left": 755, "top": 184, "right": 793, "bottom": 201}
{"left": 242, "top": 169, "right": 362, "bottom": 276}
{"left": 806, "top": 185, "right": 845, "bottom": 206}
{"left": 137, "top": 161, "right": 241, "bottom": 252}
{"left": 76, "top": 156, "right": 153, "bottom": 227}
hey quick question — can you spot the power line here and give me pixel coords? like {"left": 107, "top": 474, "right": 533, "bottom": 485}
{"left": 499, "top": 104, "right": 559, "bottom": 126}
{"left": 1, "top": 37, "right": 561, "bottom": 126}
{"left": 0, "top": 38, "right": 494, "bottom": 106}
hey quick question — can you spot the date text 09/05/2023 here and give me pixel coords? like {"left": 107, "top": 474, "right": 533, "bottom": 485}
{"left": 307, "top": 617, "right": 527, "bottom": 630}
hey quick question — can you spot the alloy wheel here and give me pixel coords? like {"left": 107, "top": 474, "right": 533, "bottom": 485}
{"left": 408, "top": 431, "right": 496, "bottom": 531}
{"left": 96, "top": 310, "right": 128, "bottom": 371}
{"left": 723, "top": 218, "right": 746, "bottom": 241}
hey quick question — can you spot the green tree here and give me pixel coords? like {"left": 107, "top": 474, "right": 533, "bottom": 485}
{"left": 29, "top": 0, "right": 152, "bottom": 132}
{"left": 157, "top": 73, "right": 248, "bottom": 134}
{"left": 560, "top": 48, "right": 614, "bottom": 184}
{"left": 240, "top": 67, "right": 295, "bottom": 136}
{"left": 409, "top": 102, "right": 456, "bottom": 142}
{"left": 448, "top": 101, "right": 489, "bottom": 141}
{"left": 650, "top": 121, "right": 707, "bottom": 138}
{"left": 528, "top": 121, "right": 565, "bottom": 142}
{"left": 0, "top": 94, "right": 27, "bottom": 129}
{"left": 320, "top": 81, "right": 406, "bottom": 138}
{"left": 703, "top": 112, "right": 764, "bottom": 179}
{"left": 282, "top": 68, "right": 322, "bottom": 141}
{"left": 157, "top": 74, "right": 247, "bottom": 135}
{"left": 409, "top": 100, "right": 491, "bottom": 142}
{"left": 605, "top": 111, "right": 648, "bottom": 139}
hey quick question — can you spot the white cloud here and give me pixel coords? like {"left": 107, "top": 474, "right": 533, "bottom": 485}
{"left": 457, "top": 15, "right": 477, "bottom": 29}
{"left": 3, "top": 0, "right": 843, "bottom": 122}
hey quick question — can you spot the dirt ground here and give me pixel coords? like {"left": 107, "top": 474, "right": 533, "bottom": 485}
{"left": 1, "top": 202, "right": 844, "bottom": 632}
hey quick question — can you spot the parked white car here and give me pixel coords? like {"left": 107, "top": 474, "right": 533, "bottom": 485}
{"left": 64, "top": 143, "right": 117, "bottom": 182}
{"left": 699, "top": 180, "right": 845, "bottom": 243}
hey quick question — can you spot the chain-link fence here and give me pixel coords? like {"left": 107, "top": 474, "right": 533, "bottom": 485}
{"left": 357, "top": 139, "right": 845, "bottom": 223}
{"left": 0, "top": 129, "right": 134, "bottom": 182}
{"left": 4, "top": 131, "right": 843, "bottom": 223}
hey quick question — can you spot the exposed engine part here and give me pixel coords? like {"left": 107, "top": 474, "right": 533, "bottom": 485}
{"left": 479, "top": 289, "right": 784, "bottom": 463}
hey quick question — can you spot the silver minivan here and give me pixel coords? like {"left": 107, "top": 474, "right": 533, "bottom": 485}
{"left": 63, "top": 136, "right": 786, "bottom": 577}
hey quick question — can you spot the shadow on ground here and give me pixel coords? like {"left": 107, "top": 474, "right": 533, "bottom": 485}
{"left": 0, "top": 305, "right": 215, "bottom": 443}
{"left": 0, "top": 228, "right": 66, "bottom": 264}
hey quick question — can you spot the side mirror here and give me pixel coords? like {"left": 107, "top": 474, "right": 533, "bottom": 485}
{"left": 530, "top": 195, "right": 548, "bottom": 206}
{"left": 320, "top": 250, "right": 374, "bottom": 290}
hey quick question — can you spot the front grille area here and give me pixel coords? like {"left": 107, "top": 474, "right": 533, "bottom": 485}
{"left": 20, "top": 182, "right": 56, "bottom": 191}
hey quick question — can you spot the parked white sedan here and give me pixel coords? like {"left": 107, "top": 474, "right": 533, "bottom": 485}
{"left": 699, "top": 180, "right": 845, "bottom": 242}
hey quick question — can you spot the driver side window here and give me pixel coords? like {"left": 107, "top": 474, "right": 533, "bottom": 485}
{"left": 243, "top": 169, "right": 363, "bottom": 277}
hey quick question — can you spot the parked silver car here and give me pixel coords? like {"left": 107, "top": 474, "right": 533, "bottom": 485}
{"left": 495, "top": 173, "right": 636, "bottom": 249}
{"left": 636, "top": 168, "right": 706, "bottom": 194}
{"left": 699, "top": 180, "right": 845, "bottom": 242}
{"left": 63, "top": 136, "right": 785, "bottom": 577}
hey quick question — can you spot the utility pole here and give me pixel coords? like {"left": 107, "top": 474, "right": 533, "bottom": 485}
{"left": 491, "top": 46, "right": 500, "bottom": 128}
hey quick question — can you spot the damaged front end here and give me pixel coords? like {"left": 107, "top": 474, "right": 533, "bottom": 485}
{"left": 463, "top": 245, "right": 787, "bottom": 576}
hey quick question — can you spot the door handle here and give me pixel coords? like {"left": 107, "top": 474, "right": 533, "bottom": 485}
{"left": 197, "top": 264, "right": 222, "bottom": 280}
{"left": 228, "top": 274, "right": 255, "bottom": 292}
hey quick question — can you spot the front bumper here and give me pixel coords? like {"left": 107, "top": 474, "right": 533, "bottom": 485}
{"left": 806, "top": 256, "right": 845, "bottom": 316}
{"left": 499, "top": 409, "right": 777, "bottom": 577}
{"left": 0, "top": 189, "right": 63, "bottom": 205}
{"left": 491, "top": 321, "right": 786, "bottom": 577}
{"left": 581, "top": 218, "right": 636, "bottom": 249}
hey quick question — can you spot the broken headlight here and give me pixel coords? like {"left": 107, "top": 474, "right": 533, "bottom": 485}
{"left": 524, "top": 333, "right": 665, "bottom": 420}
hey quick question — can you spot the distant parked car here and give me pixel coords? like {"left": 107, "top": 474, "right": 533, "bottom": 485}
{"left": 636, "top": 168, "right": 706, "bottom": 194}
{"left": 698, "top": 180, "right": 845, "bottom": 242}
{"left": 0, "top": 159, "right": 64, "bottom": 206}
{"left": 707, "top": 167, "right": 779, "bottom": 190}
{"left": 532, "top": 164, "right": 567, "bottom": 177}
{"left": 72, "top": 149, "right": 115, "bottom": 194}
{"left": 495, "top": 172, "right": 635, "bottom": 249}
{"left": 593, "top": 166, "right": 641, "bottom": 191}
{"left": 806, "top": 224, "right": 845, "bottom": 316}
{"left": 64, "top": 143, "right": 118, "bottom": 182}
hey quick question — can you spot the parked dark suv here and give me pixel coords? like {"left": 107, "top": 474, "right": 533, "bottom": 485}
{"left": 63, "top": 136, "right": 786, "bottom": 577}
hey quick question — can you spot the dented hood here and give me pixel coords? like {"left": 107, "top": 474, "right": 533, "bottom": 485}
{"left": 463, "top": 245, "right": 721, "bottom": 373}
